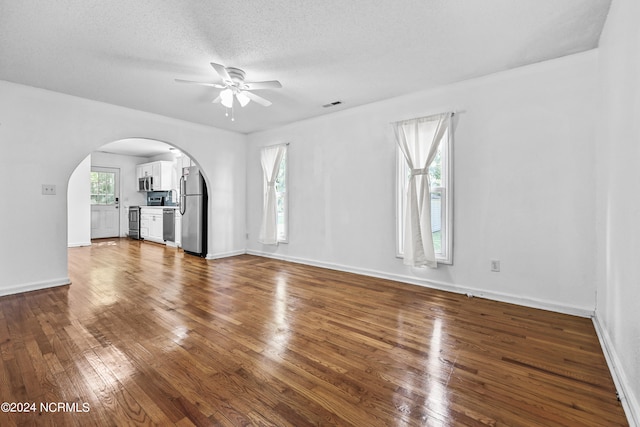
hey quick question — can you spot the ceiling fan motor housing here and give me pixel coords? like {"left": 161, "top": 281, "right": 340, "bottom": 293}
{"left": 226, "top": 67, "right": 246, "bottom": 84}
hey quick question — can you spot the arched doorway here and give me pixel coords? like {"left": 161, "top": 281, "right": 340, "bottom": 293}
{"left": 67, "top": 137, "right": 208, "bottom": 255}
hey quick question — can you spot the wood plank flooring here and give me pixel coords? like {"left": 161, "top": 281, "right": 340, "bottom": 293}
{"left": 0, "top": 238, "right": 628, "bottom": 426}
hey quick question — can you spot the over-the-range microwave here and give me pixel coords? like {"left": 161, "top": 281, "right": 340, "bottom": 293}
{"left": 138, "top": 176, "right": 153, "bottom": 191}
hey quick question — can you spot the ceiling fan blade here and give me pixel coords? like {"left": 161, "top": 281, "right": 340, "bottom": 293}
{"left": 175, "top": 78, "right": 225, "bottom": 88}
{"left": 212, "top": 95, "right": 221, "bottom": 104}
{"left": 244, "top": 91, "right": 272, "bottom": 107}
{"left": 210, "top": 62, "right": 232, "bottom": 83}
{"left": 244, "top": 80, "right": 282, "bottom": 90}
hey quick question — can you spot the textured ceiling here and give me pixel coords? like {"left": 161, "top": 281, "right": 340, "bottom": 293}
{"left": 0, "top": 0, "right": 611, "bottom": 135}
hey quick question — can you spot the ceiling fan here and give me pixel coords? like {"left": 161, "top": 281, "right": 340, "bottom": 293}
{"left": 175, "top": 62, "right": 282, "bottom": 115}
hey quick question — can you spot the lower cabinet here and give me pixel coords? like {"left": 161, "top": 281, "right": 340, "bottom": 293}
{"left": 149, "top": 213, "right": 163, "bottom": 242}
{"left": 140, "top": 208, "right": 164, "bottom": 244}
{"left": 140, "top": 207, "right": 181, "bottom": 245}
{"left": 140, "top": 216, "right": 150, "bottom": 239}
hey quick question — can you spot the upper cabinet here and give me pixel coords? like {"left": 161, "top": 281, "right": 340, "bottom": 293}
{"left": 136, "top": 161, "right": 174, "bottom": 191}
{"left": 137, "top": 163, "right": 153, "bottom": 179}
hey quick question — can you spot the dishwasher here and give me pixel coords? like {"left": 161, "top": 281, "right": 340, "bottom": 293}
{"left": 162, "top": 208, "right": 175, "bottom": 242}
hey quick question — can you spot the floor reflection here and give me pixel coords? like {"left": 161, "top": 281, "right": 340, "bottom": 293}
{"left": 425, "top": 318, "right": 451, "bottom": 421}
{"left": 268, "top": 274, "right": 291, "bottom": 352}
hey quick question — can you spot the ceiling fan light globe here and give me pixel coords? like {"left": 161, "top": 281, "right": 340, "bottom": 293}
{"left": 236, "top": 91, "right": 251, "bottom": 107}
{"left": 220, "top": 88, "right": 234, "bottom": 108}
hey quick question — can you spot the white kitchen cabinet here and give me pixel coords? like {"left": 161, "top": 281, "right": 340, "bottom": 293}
{"left": 140, "top": 215, "right": 150, "bottom": 239}
{"left": 136, "top": 161, "right": 174, "bottom": 191}
{"left": 177, "top": 155, "right": 192, "bottom": 176}
{"left": 140, "top": 208, "right": 164, "bottom": 243}
{"left": 137, "top": 163, "right": 153, "bottom": 179}
{"left": 151, "top": 161, "right": 172, "bottom": 191}
{"left": 149, "top": 213, "right": 163, "bottom": 241}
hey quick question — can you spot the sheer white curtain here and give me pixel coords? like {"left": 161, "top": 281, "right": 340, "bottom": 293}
{"left": 394, "top": 113, "right": 451, "bottom": 268}
{"left": 259, "top": 144, "right": 286, "bottom": 245}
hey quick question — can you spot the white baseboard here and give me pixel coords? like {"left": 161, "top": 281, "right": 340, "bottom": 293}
{"left": 206, "top": 249, "right": 246, "bottom": 260}
{"left": 246, "top": 250, "right": 594, "bottom": 318}
{"left": 67, "top": 241, "right": 92, "bottom": 248}
{"left": 0, "top": 277, "right": 71, "bottom": 298}
{"left": 593, "top": 314, "right": 639, "bottom": 427}
{"left": 456, "top": 288, "right": 593, "bottom": 318}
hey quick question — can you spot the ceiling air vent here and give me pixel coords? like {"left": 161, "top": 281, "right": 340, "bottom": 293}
{"left": 322, "top": 101, "right": 343, "bottom": 108}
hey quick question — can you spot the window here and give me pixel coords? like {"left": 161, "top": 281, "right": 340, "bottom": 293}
{"left": 275, "top": 148, "right": 288, "bottom": 242}
{"left": 90, "top": 170, "right": 116, "bottom": 205}
{"left": 259, "top": 144, "right": 288, "bottom": 245}
{"left": 396, "top": 127, "right": 452, "bottom": 264}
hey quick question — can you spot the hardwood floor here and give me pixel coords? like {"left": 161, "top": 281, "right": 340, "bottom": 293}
{"left": 0, "top": 238, "right": 628, "bottom": 426}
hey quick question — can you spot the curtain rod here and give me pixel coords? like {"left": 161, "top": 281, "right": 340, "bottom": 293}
{"left": 264, "top": 142, "right": 290, "bottom": 147}
{"left": 390, "top": 111, "right": 456, "bottom": 126}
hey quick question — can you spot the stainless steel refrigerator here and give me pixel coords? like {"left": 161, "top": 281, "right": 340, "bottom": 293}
{"left": 180, "top": 166, "right": 207, "bottom": 257}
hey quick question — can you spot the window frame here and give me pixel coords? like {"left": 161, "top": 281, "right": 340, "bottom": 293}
{"left": 396, "top": 127, "right": 453, "bottom": 265}
{"left": 90, "top": 169, "right": 117, "bottom": 206}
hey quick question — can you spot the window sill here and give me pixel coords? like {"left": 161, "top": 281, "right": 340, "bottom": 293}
{"left": 396, "top": 254, "right": 452, "bottom": 266}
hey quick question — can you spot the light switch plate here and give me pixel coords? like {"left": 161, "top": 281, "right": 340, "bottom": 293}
{"left": 42, "top": 184, "right": 56, "bottom": 195}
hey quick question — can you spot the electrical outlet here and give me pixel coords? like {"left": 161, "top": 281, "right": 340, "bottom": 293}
{"left": 491, "top": 260, "right": 500, "bottom": 272}
{"left": 42, "top": 184, "right": 56, "bottom": 195}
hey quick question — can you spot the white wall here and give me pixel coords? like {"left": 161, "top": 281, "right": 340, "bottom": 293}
{"left": 67, "top": 155, "right": 92, "bottom": 247}
{"left": 247, "top": 51, "right": 599, "bottom": 316}
{"left": 595, "top": 0, "right": 640, "bottom": 423}
{"left": 0, "top": 80, "right": 246, "bottom": 296}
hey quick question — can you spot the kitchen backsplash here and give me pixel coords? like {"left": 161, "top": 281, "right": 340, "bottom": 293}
{"left": 146, "top": 190, "right": 176, "bottom": 206}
